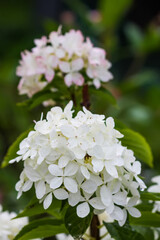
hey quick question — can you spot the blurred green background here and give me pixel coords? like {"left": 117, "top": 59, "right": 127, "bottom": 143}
{"left": 0, "top": 0, "right": 160, "bottom": 212}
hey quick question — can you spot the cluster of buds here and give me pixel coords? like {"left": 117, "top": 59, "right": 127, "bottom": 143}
{"left": 16, "top": 27, "right": 113, "bottom": 97}
{"left": 10, "top": 101, "right": 145, "bottom": 226}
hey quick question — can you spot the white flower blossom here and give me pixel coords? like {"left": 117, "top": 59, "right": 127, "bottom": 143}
{"left": 17, "top": 27, "right": 112, "bottom": 99}
{"left": 59, "top": 58, "right": 84, "bottom": 86}
{"left": 0, "top": 205, "right": 40, "bottom": 240}
{"left": 10, "top": 101, "right": 145, "bottom": 225}
{"left": 148, "top": 175, "right": 160, "bottom": 213}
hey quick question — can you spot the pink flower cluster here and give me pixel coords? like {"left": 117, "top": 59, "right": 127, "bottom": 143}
{"left": 17, "top": 27, "right": 113, "bottom": 97}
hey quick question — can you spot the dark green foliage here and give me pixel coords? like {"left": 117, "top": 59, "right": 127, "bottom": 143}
{"left": 104, "top": 221, "right": 145, "bottom": 240}
{"left": 64, "top": 205, "right": 93, "bottom": 238}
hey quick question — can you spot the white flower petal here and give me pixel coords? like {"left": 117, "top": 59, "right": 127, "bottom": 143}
{"left": 113, "top": 192, "right": 127, "bottom": 206}
{"left": 106, "top": 117, "right": 115, "bottom": 129}
{"left": 92, "top": 158, "right": 104, "bottom": 173}
{"left": 105, "top": 201, "right": 115, "bottom": 215}
{"left": 64, "top": 73, "right": 73, "bottom": 87}
{"left": 43, "top": 193, "right": 53, "bottom": 209}
{"left": 135, "top": 175, "right": 146, "bottom": 190}
{"left": 56, "top": 48, "right": 65, "bottom": 58}
{"left": 76, "top": 170, "right": 85, "bottom": 184}
{"left": 60, "top": 125, "right": 75, "bottom": 138}
{"left": 68, "top": 138, "right": 78, "bottom": 148}
{"left": 100, "top": 185, "right": 112, "bottom": 207}
{"left": 88, "top": 145, "right": 104, "bottom": 159}
{"left": 151, "top": 176, "right": 160, "bottom": 184}
{"left": 105, "top": 162, "right": 118, "bottom": 178}
{"left": 72, "top": 73, "right": 84, "bottom": 86}
{"left": 59, "top": 61, "right": 70, "bottom": 73}
{"left": 132, "top": 161, "right": 141, "bottom": 174}
{"left": 127, "top": 196, "right": 139, "bottom": 207}
{"left": 89, "top": 197, "right": 105, "bottom": 210}
{"left": 50, "top": 177, "right": 63, "bottom": 189}
{"left": 45, "top": 68, "right": 54, "bottom": 82}
{"left": 71, "top": 58, "right": 84, "bottom": 71}
{"left": 108, "top": 179, "right": 121, "bottom": 194}
{"left": 68, "top": 190, "right": 83, "bottom": 206}
{"left": 58, "top": 156, "right": 70, "bottom": 168}
{"left": 77, "top": 202, "right": 90, "bottom": 218}
{"left": 80, "top": 166, "right": 90, "bottom": 179}
{"left": 113, "top": 157, "right": 124, "bottom": 166}
{"left": 148, "top": 185, "right": 160, "bottom": 193}
{"left": 37, "top": 156, "right": 44, "bottom": 165}
{"left": 127, "top": 207, "right": 141, "bottom": 218}
{"left": 73, "top": 147, "right": 86, "bottom": 159}
{"left": 98, "top": 69, "right": 113, "bottom": 82}
{"left": 64, "top": 177, "right": 78, "bottom": 193}
{"left": 48, "top": 164, "right": 63, "bottom": 176}
{"left": 64, "top": 100, "right": 74, "bottom": 116}
{"left": 25, "top": 166, "right": 41, "bottom": 181}
{"left": 54, "top": 188, "right": 68, "bottom": 200}
{"left": 90, "top": 174, "right": 103, "bottom": 186}
{"left": 64, "top": 162, "right": 79, "bottom": 176}
{"left": 86, "top": 66, "right": 93, "bottom": 78}
{"left": 9, "top": 156, "right": 22, "bottom": 163}
{"left": 22, "top": 180, "right": 33, "bottom": 192}
{"left": 15, "top": 180, "right": 22, "bottom": 191}
{"left": 81, "top": 180, "right": 97, "bottom": 194}
{"left": 39, "top": 146, "right": 51, "bottom": 159}
{"left": 118, "top": 209, "right": 127, "bottom": 226}
{"left": 110, "top": 206, "right": 124, "bottom": 221}
{"left": 65, "top": 73, "right": 84, "bottom": 86}
{"left": 35, "top": 180, "right": 46, "bottom": 199}
{"left": 93, "top": 78, "right": 101, "bottom": 89}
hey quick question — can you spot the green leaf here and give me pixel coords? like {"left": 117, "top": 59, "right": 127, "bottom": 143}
{"left": 14, "top": 218, "right": 68, "bottom": 240}
{"left": 140, "top": 192, "right": 160, "bottom": 201}
{"left": 136, "top": 202, "right": 153, "bottom": 212}
{"left": 90, "top": 86, "right": 117, "bottom": 106}
{"left": 119, "top": 128, "right": 153, "bottom": 167}
{"left": 132, "top": 226, "right": 155, "bottom": 240}
{"left": 121, "top": 70, "right": 158, "bottom": 93}
{"left": 130, "top": 211, "right": 160, "bottom": 228}
{"left": 64, "top": 205, "right": 93, "bottom": 238}
{"left": 115, "top": 119, "right": 128, "bottom": 129}
{"left": 99, "top": 0, "right": 133, "bottom": 30}
{"left": 17, "top": 90, "right": 59, "bottom": 109}
{"left": 103, "top": 221, "right": 145, "bottom": 240}
{"left": 17, "top": 75, "right": 70, "bottom": 110}
{"left": 125, "top": 23, "right": 143, "bottom": 51}
{"left": 27, "top": 92, "right": 56, "bottom": 110}
{"left": 15, "top": 196, "right": 62, "bottom": 219}
{"left": 125, "top": 23, "right": 160, "bottom": 54}
{"left": 1, "top": 128, "right": 32, "bottom": 168}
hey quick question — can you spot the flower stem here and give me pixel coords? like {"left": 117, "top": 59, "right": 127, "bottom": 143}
{"left": 82, "top": 84, "right": 90, "bottom": 110}
{"left": 71, "top": 91, "right": 77, "bottom": 107}
{"left": 90, "top": 215, "right": 100, "bottom": 240}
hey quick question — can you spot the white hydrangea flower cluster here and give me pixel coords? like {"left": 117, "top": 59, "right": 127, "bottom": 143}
{"left": 17, "top": 27, "right": 113, "bottom": 97}
{"left": 148, "top": 175, "right": 160, "bottom": 213}
{"left": 10, "top": 101, "right": 145, "bottom": 226}
{"left": 0, "top": 204, "right": 27, "bottom": 240}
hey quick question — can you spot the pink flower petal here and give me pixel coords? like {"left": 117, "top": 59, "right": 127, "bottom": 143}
{"left": 64, "top": 73, "right": 73, "bottom": 87}
{"left": 45, "top": 68, "right": 55, "bottom": 82}
{"left": 72, "top": 73, "right": 84, "bottom": 86}
{"left": 59, "top": 61, "right": 70, "bottom": 73}
{"left": 93, "top": 78, "right": 101, "bottom": 88}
